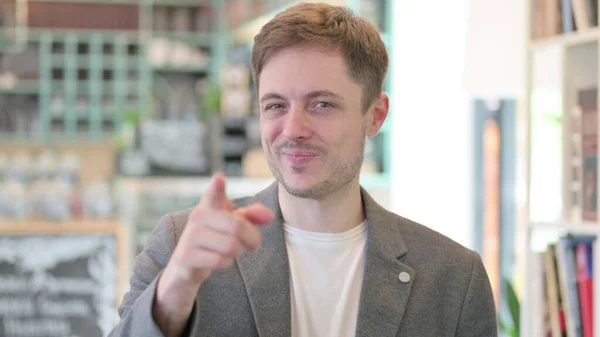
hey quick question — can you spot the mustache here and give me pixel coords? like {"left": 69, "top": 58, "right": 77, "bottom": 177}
{"left": 275, "top": 141, "right": 327, "bottom": 155}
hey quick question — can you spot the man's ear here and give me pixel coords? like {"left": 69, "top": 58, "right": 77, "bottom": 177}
{"left": 366, "top": 93, "right": 389, "bottom": 137}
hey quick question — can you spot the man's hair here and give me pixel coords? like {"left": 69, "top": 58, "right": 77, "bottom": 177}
{"left": 251, "top": 2, "right": 389, "bottom": 112}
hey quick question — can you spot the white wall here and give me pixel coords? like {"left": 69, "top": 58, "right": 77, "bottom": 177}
{"left": 389, "top": 0, "right": 474, "bottom": 248}
{"left": 464, "top": 0, "right": 527, "bottom": 97}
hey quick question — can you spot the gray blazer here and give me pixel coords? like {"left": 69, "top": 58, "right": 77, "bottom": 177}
{"left": 108, "top": 182, "right": 498, "bottom": 337}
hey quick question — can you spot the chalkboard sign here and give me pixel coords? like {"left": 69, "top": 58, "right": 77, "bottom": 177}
{"left": 0, "top": 222, "right": 125, "bottom": 337}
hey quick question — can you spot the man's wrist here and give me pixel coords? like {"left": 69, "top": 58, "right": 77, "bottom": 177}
{"left": 153, "top": 271, "right": 199, "bottom": 337}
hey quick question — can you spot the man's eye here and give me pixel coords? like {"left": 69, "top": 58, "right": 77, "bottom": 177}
{"left": 266, "top": 103, "right": 285, "bottom": 110}
{"left": 315, "top": 102, "right": 334, "bottom": 109}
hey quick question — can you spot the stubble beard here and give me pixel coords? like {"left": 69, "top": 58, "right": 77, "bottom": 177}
{"left": 267, "top": 136, "right": 366, "bottom": 200}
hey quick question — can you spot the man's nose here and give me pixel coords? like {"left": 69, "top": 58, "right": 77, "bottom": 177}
{"left": 281, "top": 105, "right": 313, "bottom": 141}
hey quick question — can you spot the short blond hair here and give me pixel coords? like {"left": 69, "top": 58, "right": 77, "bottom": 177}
{"left": 252, "top": 2, "right": 388, "bottom": 112}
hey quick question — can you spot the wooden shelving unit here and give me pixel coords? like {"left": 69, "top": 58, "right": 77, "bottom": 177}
{"left": 0, "top": 219, "right": 121, "bottom": 234}
{"left": 529, "top": 221, "right": 600, "bottom": 233}
{"left": 0, "top": 3, "right": 393, "bottom": 334}
{"left": 532, "top": 26, "right": 600, "bottom": 49}
{"left": 1, "top": 0, "right": 394, "bottom": 276}
{"left": 521, "top": 1, "right": 600, "bottom": 336}
{"left": 0, "top": 0, "right": 218, "bottom": 140}
{"left": 25, "top": 0, "right": 142, "bottom": 3}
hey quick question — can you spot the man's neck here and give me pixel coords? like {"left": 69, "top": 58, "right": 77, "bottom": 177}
{"left": 278, "top": 179, "right": 365, "bottom": 233}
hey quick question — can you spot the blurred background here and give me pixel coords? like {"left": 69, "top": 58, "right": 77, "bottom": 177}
{"left": 0, "top": 0, "right": 595, "bottom": 336}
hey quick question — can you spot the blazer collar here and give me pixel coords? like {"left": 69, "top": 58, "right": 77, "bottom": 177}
{"left": 236, "top": 181, "right": 291, "bottom": 337}
{"left": 236, "top": 181, "right": 415, "bottom": 337}
{"left": 355, "top": 188, "right": 415, "bottom": 337}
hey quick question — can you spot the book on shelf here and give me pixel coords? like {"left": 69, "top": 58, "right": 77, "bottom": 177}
{"left": 532, "top": 0, "right": 598, "bottom": 39}
{"left": 533, "top": 234, "right": 596, "bottom": 337}
{"left": 570, "top": 105, "right": 583, "bottom": 222}
{"left": 576, "top": 241, "right": 594, "bottom": 337}
{"left": 571, "top": 0, "right": 597, "bottom": 31}
{"left": 556, "top": 237, "right": 584, "bottom": 336}
{"left": 562, "top": 0, "right": 577, "bottom": 33}
{"left": 543, "top": 244, "right": 566, "bottom": 337}
{"left": 579, "top": 87, "right": 597, "bottom": 222}
{"left": 531, "top": 252, "right": 550, "bottom": 337}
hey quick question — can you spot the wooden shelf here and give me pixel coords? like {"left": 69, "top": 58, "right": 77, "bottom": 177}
{"left": 0, "top": 132, "right": 115, "bottom": 142}
{"left": 28, "top": 0, "right": 208, "bottom": 4}
{"left": 151, "top": 0, "right": 209, "bottom": 6}
{"left": 51, "top": 55, "right": 140, "bottom": 68}
{"left": 152, "top": 65, "right": 208, "bottom": 74}
{"left": 26, "top": 28, "right": 142, "bottom": 41}
{"left": 26, "top": 0, "right": 141, "bottom": 4}
{"left": 0, "top": 219, "right": 122, "bottom": 235}
{"left": 151, "top": 31, "right": 213, "bottom": 46}
{"left": 531, "top": 27, "right": 600, "bottom": 49}
{"left": 529, "top": 221, "right": 600, "bottom": 234}
{"left": 26, "top": 0, "right": 211, "bottom": 5}
{"left": 1, "top": 140, "right": 115, "bottom": 185}
{"left": 0, "top": 79, "right": 39, "bottom": 94}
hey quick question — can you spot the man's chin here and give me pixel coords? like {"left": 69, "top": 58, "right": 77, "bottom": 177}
{"left": 281, "top": 184, "right": 321, "bottom": 199}
{"left": 270, "top": 165, "right": 329, "bottom": 199}
{"left": 278, "top": 176, "right": 330, "bottom": 199}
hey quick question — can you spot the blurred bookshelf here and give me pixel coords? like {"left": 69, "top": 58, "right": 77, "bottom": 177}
{"left": 0, "top": 219, "right": 122, "bottom": 234}
{"left": 522, "top": 0, "right": 600, "bottom": 336}
{"left": 0, "top": 0, "right": 393, "bottom": 267}
{"left": 532, "top": 26, "right": 600, "bottom": 49}
{"left": 530, "top": 221, "right": 600, "bottom": 233}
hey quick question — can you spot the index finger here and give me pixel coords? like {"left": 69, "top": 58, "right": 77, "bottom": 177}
{"left": 199, "top": 173, "right": 230, "bottom": 210}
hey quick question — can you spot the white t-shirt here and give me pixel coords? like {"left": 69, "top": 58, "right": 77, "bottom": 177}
{"left": 284, "top": 222, "right": 367, "bottom": 337}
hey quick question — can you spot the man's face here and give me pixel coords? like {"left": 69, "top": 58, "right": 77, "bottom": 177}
{"left": 258, "top": 46, "right": 386, "bottom": 199}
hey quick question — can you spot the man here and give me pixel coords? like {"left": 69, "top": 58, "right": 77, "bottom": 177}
{"left": 109, "top": 3, "right": 497, "bottom": 337}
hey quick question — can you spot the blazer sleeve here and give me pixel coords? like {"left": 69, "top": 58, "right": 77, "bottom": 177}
{"left": 107, "top": 214, "right": 197, "bottom": 337}
{"left": 455, "top": 252, "right": 499, "bottom": 337}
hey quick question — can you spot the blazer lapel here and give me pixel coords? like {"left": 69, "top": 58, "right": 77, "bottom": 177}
{"left": 236, "top": 183, "right": 414, "bottom": 337}
{"left": 236, "top": 182, "right": 291, "bottom": 337}
{"left": 355, "top": 188, "right": 415, "bottom": 337}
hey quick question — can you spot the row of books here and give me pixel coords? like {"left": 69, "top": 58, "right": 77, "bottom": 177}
{"left": 225, "top": 0, "right": 387, "bottom": 32}
{"left": 533, "top": 0, "right": 598, "bottom": 39}
{"left": 28, "top": 2, "right": 140, "bottom": 31}
{"left": 570, "top": 87, "right": 598, "bottom": 222}
{"left": 531, "top": 235, "right": 596, "bottom": 337}
{"left": 153, "top": 6, "right": 212, "bottom": 33}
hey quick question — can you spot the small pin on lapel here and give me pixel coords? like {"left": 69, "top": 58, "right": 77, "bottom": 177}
{"left": 398, "top": 271, "right": 411, "bottom": 283}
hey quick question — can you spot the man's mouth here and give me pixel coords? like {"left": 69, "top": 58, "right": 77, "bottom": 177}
{"left": 282, "top": 152, "right": 317, "bottom": 166}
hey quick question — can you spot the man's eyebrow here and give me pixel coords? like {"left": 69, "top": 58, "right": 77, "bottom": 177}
{"left": 305, "top": 90, "right": 344, "bottom": 100}
{"left": 260, "top": 93, "right": 286, "bottom": 103}
{"left": 260, "top": 90, "right": 344, "bottom": 104}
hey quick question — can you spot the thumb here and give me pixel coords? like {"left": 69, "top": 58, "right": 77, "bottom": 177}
{"left": 199, "top": 173, "right": 229, "bottom": 209}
